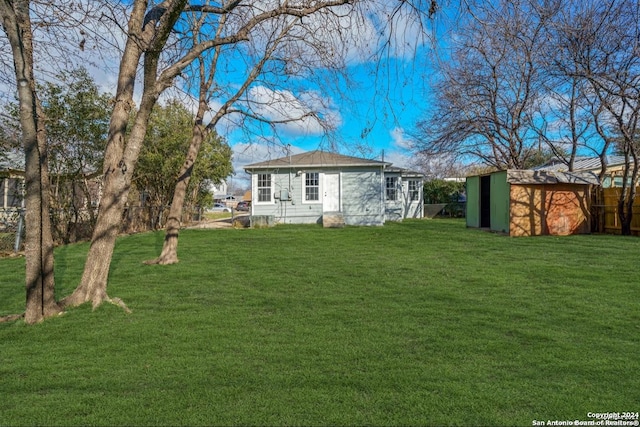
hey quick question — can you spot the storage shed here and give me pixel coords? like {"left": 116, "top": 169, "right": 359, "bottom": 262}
{"left": 466, "top": 170, "right": 600, "bottom": 236}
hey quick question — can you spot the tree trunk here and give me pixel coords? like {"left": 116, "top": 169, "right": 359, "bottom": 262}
{"left": 620, "top": 165, "right": 639, "bottom": 236}
{"left": 60, "top": 1, "right": 148, "bottom": 309}
{"left": 145, "top": 26, "right": 283, "bottom": 266}
{"left": 1, "top": 0, "right": 61, "bottom": 323}
{"left": 618, "top": 197, "right": 631, "bottom": 236}
{"left": 146, "top": 124, "right": 207, "bottom": 265}
{"left": 62, "top": 90, "right": 159, "bottom": 308}
{"left": 61, "top": 0, "right": 187, "bottom": 309}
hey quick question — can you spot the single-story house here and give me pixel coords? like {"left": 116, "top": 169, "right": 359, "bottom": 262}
{"left": 244, "top": 150, "right": 424, "bottom": 226}
{"left": 1, "top": 150, "right": 104, "bottom": 210}
{"left": 466, "top": 169, "right": 599, "bottom": 236}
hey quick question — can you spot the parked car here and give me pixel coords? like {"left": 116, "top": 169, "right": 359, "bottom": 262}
{"left": 215, "top": 195, "right": 237, "bottom": 203}
{"left": 235, "top": 201, "right": 250, "bottom": 212}
{"left": 209, "top": 203, "right": 231, "bottom": 212}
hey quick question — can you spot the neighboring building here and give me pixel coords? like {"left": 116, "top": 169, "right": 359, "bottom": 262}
{"left": 1, "top": 153, "right": 24, "bottom": 233}
{"left": 215, "top": 194, "right": 238, "bottom": 208}
{"left": 466, "top": 169, "right": 599, "bottom": 236}
{"left": 210, "top": 180, "right": 229, "bottom": 199}
{"left": 244, "top": 150, "right": 424, "bottom": 226}
{"left": 536, "top": 156, "right": 628, "bottom": 187}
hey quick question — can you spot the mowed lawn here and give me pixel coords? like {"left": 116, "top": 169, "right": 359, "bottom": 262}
{"left": 0, "top": 219, "right": 638, "bottom": 426}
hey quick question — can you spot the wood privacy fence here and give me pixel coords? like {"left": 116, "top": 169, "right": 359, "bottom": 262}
{"left": 592, "top": 187, "right": 640, "bottom": 235}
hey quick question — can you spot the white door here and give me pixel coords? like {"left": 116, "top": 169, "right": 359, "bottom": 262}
{"left": 323, "top": 173, "right": 340, "bottom": 212}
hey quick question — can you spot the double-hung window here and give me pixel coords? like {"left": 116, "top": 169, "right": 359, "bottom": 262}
{"left": 257, "top": 173, "right": 272, "bottom": 202}
{"left": 304, "top": 172, "right": 319, "bottom": 202}
{"left": 408, "top": 180, "right": 420, "bottom": 201}
{"left": 1, "top": 178, "right": 23, "bottom": 208}
{"left": 385, "top": 176, "right": 398, "bottom": 201}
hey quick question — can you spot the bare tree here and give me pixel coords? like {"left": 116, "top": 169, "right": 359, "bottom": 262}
{"left": 60, "top": 0, "right": 191, "bottom": 310}
{"left": 1, "top": 0, "right": 120, "bottom": 323}
{"left": 556, "top": 0, "right": 640, "bottom": 235}
{"left": 0, "top": 0, "right": 61, "bottom": 323}
{"left": 414, "top": 0, "right": 550, "bottom": 169}
{"left": 535, "top": 0, "right": 613, "bottom": 176}
{"left": 146, "top": 21, "right": 289, "bottom": 264}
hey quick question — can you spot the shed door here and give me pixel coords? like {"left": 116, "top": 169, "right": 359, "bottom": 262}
{"left": 323, "top": 173, "right": 340, "bottom": 212}
{"left": 480, "top": 175, "right": 491, "bottom": 228}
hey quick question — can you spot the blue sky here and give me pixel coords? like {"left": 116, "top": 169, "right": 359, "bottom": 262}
{"left": 228, "top": 56, "right": 433, "bottom": 173}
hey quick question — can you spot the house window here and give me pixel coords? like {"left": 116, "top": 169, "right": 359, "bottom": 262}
{"left": 1, "top": 178, "right": 22, "bottom": 208}
{"left": 386, "top": 176, "right": 398, "bottom": 201}
{"left": 408, "top": 180, "right": 420, "bottom": 201}
{"left": 257, "top": 173, "right": 271, "bottom": 202}
{"left": 304, "top": 172, "right": 319, "bottom": 201}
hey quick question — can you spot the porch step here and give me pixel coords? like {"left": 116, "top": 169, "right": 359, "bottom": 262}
{"left": 322, "top": 212, "right": 345, "bottom": 228}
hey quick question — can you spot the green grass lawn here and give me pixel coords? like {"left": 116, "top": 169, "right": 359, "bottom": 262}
{"left": 1, "top": 219, "right": 638, "bottom": 426}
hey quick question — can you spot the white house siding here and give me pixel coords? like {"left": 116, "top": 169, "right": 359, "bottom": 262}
{"left": 250, "top": 168, "right": 385, "bottom": 226}
{"left": 341, "top": 168, "right": 385, "bottom": 226}
{"left": 251, "top": 170, "right": 321, "bottom": 224}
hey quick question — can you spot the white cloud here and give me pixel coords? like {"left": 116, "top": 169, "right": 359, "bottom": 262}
{"left": 390, "top": 127, "right": 413, "bottom": 150}
{"left": 377, "top": 127, "right": 416, "bottom": 169}
{"left": 383, "top": 150, "right": 414, "bottom": 169}
{"left": 246, "top": 86, "right": 342, "bottom": 136}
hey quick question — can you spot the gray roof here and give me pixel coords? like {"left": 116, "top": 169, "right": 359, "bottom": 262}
{"left": 244, "top": 150, "right": 390, "bottom": 170}
{"left": 536, "top": 156, "right": 627, "bottom": 172}
{"left": 385, "top": 166, "right": 425, "bottom": 177}
{"left": 507, "top": 169, "right": 600, "bottom": 185}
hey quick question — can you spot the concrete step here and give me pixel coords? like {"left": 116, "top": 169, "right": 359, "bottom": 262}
{"left": 322, "top": 212, "right": 345, "bottom": 228}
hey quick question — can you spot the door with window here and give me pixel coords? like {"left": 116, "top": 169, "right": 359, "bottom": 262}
{"left": 323, "top": 173, "right": 340, "bottom": 212}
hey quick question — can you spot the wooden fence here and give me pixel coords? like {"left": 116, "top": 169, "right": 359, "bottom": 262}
{"left": 592, "top": 187, "right": 640, "bottom": 235}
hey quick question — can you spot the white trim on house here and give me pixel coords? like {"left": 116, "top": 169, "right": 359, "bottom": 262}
{"left": 254, "top": 172, "right": 275, "bottom": 205}
{"left": 322, "top": 172, "right": 341, "bottom": 212}
{"left": 301, "top": 171, "right": 323, "bottom": 205}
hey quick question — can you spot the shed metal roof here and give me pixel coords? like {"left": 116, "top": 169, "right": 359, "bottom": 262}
{"left": 535, "top": 156, "right": 627, "bottom": 172}
{"left": 506, "top": 169, "right": 600, "bottom": 185}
